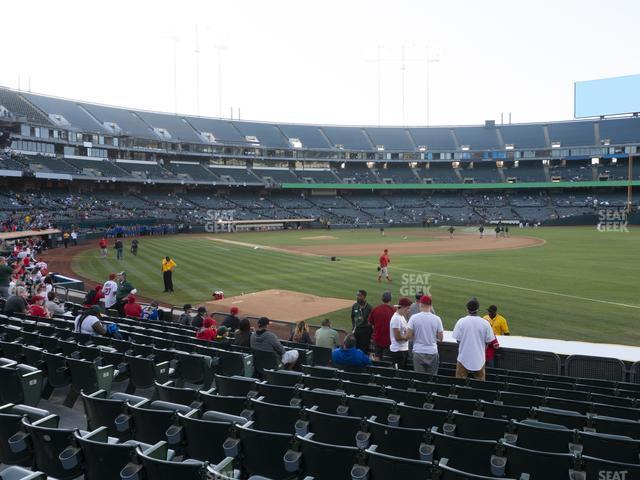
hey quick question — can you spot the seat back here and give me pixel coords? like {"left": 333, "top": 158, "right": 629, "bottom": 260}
{"left": 299, "top": 388, "right": 345, "bottom": 414}
{"left": 428, "top": 430, "right": 498, "bottom": 477}
{"left": 303, "top": 408, "right": 362, "bottom": 446}
{"left": 126, "top": 354, "right": 169, "bottom": 390}
{"left": 213, "top": 374, "right": 257, "bottom": 397}
{"left": 255, "top": 383, "right": 296, "bottom": 406}
{"left": 366, "top": 418, "right": 426, "bottom": 459}
{"left": 580, "top": 430, "right": 640, "bottom": 464}
{"left": 252, "top": 350, "right": 281, "bottom": 377}
{"left": 0, "top": 404, "right": 49, "bottom": 465}
{"left": 295, "top": 433, "right": 359, "bottom": 478}
{"left": 500, "top": 442, "right": 577, "bottom": 478}
{"left": 23, "top": 418, "right": 81, "bottom": 480}
{"left": 137, "top": 442, "right": 206, "bottom": 479}
{"left": 177, "top": 413, "right": 233, "bottom": 464}
{"left": 75, "top": 429, "right": 139, "bottom": 480}
{"left": 250, "top": 398, "right": 301, "bottom": 434}
{"left": 364, "top": 446, "right": 432, "bottom": 479}
{"left": 155, "top": 382, "right": 199, "bottom": 407}
{"left": 200, "top": 392, "right": 248, "bottom": 417}
{"left": 237, "top": 424, "right": 294, "bottom": 479}
{"left": 397, "top": 404, "right": 447, "bottom": 430}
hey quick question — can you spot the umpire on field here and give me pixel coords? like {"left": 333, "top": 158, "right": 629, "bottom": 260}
{"left": 161, "top": 256, "right": 177, "bottom": 293}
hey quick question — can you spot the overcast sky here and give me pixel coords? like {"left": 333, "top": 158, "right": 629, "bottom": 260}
{"left": 3, "top": 0, "right": 639, "bottom": 127}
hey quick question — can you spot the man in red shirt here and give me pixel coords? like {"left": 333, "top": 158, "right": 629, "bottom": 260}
{"left": 123, "top": 295, "right": 142, "bottom": 318}
{"left": 98, "top": 238, "right": 108, "bottom": 258}
{"left": 368, "top": 291, "right": 395, "bottom": 361}
{"left": 378, "top": 249, "right": 391, "bottom": 283}
{"left": 28, "top": 295, "right": 49, "bottom": 318}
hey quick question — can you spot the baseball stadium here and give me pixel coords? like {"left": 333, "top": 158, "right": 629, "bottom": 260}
{"left": 1, "top": 1, "right": 640, "bottom": 479}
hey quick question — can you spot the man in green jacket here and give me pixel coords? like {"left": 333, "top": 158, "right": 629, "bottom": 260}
{"left": 115, "top": 271, "right": 136, "bottom": 316}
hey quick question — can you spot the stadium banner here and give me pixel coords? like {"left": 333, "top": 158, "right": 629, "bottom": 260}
{"left": 574, "top": 74, "right": 640, "bottom": 118}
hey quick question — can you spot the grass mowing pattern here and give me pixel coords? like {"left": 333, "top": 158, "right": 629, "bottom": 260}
{"left": 71, "top": 227, "right": 640, "bottom": 346}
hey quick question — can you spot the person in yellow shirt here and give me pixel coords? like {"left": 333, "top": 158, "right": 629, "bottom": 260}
{"left": 484, "top": 305, "right": 510, "bottom": 336}
{"left": 484, "top": 305, "right": 509, "bottom": 368}
{"left": 161, "top": 256, "right": 177, "bottom": 293}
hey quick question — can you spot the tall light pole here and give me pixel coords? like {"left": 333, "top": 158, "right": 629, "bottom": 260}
{"left": 212, "top": 45, "right": 227, "bottom": 117}
{"left": 162, "top": 36, "right": 180, "bottom": 114}
{"left": 425, "top": 45, "right": 440, "bottom": 127}
{"left": 365, "top": 45, "right": 384, "bottom": 126}
{"left": 195, "top": 26, "right": 201, "bottom": 117}
{"left": 401, "top": 45, "right": 406, "bottom": 126}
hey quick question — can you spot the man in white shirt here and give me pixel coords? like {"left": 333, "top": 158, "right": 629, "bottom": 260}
{"left": 389, "top": 297, "right": 411, "bottom": 369}
{"left": 102, "top": 273, "right": 118, "bottom": 310}
{"left": 407, "top": 295, "right": 443, "bottom": 375}
{"left": 452, "top": 297, "right": 498, "bottom": 381}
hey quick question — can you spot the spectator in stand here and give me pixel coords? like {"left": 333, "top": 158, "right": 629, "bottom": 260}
{"left": 115, "top": 272, "right": 135, "bottom": 316}
{"left": 4, "top": 286, "right": 28, "bottom": 315}
{"left": 389, "top": 297, "right": 411, "bottom": 369}
{"left": 483, "top": 305, "right": 510, "bottom": 368}
{"left": 178, "top": 304, "right": 193, "bottom": 325}
{"left": 74, "top": 305, "right": 106, "bottom": 336}
{"left": 408, "top": 291, "right": 424, "bottom": 318}
{"left": 332, "top": 334, "right": 372, "bottom": 368}
{"left": 28, "top": 295, "right": 49, "bottom": 318}
{"left": 407, "top": 295, "right": 443, "bottom": 374}
{"left": 234, "top": 317, "right": 252, "bottom": 347}
{"left": 83, "top": 285, "right": 104, "bottom": 308}
{"left": 222, "top": 306, "right": 240, "bottom": 331}
{"left": 123, "top": 295, "right": 142, "bottom": 318}
{"left": 46, "top": 291, "right": 66, "bottom": 317}
{"left": 196, "top": 317, "right": 217, "bottom": 341}
{"left": 99, "top": 237, "right": 108, "bottom": 258}
{"left": 192, "top": 307, "right": 207, "bottom": 329}
{"left": 216, "top": 326, "right": 229, "bottom": 341}
{"left": 103, "top": 274, "right": 118, "bottom": 311}
{"left": 0, "top": 257, "right": 13, "bottom": 299}
{"left": 251, "top": 317, "right": 299, "bottom": 369}
{"left": 290, "top": 320, "right": 312, "bottom": 344}
{"left": 368, "top": 291, "right": 395, "bottom": 361}
{"left": 142, "top": 300, "right": 160, "bottom": 321}
{"left": 351, "top": 289, "right": 372, "bottom": 354}
{"left": 452, "top": 298, "right": 499, "bottom": 381}
{"left": 315, "top": 318, "right": 339, "bottom": 349}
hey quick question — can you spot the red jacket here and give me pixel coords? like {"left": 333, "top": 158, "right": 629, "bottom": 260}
{"left": 124, "top": 302, "right": 142, "bottom": 318}
{"left": 196, "top": 328, "right": 217, "bottom": 341}
{"left": 485, "top": 338, "right": 500, "bottom": 361}
{"left": 28, "top": 304, "right": 48, "bottom": 318}
{"left": 368, "top": 303, "right": 395, "bottom": 348}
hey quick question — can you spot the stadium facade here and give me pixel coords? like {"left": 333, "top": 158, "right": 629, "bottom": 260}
{"left": 0, "top": 86, "right": 638, "bottom": 229}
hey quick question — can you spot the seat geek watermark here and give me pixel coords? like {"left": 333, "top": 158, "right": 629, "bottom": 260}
{"left": 596, "top": 208, "right": 629, "bottom": 233}
{"left": 599, "top": 471, "right": 628, "bottom": 480}
{"left": 400, "top": 273, "right": 432, "bottom": 297}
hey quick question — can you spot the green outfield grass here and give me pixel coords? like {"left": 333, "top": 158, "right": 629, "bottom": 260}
{"left": 71, "top": 226, "right": 640, "bottom": 346}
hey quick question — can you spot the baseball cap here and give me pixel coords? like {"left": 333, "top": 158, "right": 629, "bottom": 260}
{"left": 203, "top": 318, "right": 215, "bottom": 328}
{"left": 217, "top": 326, "right": 228, "bottom": 336}
{"left": 197, "top": 306, "right": 207, "bottom": 314}
{"left": 384, "top": 249, "right": 388, "bottom": 253}
{"left": 230, "top": 306, "right": 239, "bottom": 315}
{"left": 88, "top": 305, "right": 102, "bottom": 316}
{"left": 381, "top": 291, "right": 392, "bottom": 303}
{"left": 109, "top": 273, "right": 116, "bottom": 280}
{"left": 183, "top": 304, "right": 192, "bottom": 310}
{"left": 487, "top": 305, "right": 498, "bottom": 314}
{"left": 395, "top": 297, "right": 412, "bottom": 308}
{"left": 466, "top": 297, "right": 480, "bottom": 313}
{"left": 420, "top": 295, "right": 432, "bottom": 305}
{"left": 258, "top": 317, "right": 270, "bottom": 328}
{"left": 415, "top": 291, "right": 424, "bottom": 300}
{"left": 117, "top": 271, "right": 126, "bottom": 276}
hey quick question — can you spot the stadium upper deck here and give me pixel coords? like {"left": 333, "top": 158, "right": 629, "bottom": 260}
{"left": 1, "top": 86, "right": 639, "bottom": 188}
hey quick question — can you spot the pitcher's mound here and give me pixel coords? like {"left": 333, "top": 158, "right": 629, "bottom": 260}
{"left": 206, "top": 289, "right": 352, "bottom": 323}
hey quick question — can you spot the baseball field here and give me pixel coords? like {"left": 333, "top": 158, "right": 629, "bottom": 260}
{"left": 67, "top": 226, "right": 640, "bottom": 346}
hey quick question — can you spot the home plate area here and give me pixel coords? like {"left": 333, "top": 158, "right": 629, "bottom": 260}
{"left": 205, "top": 289, "right": 353, "bottom": 323}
